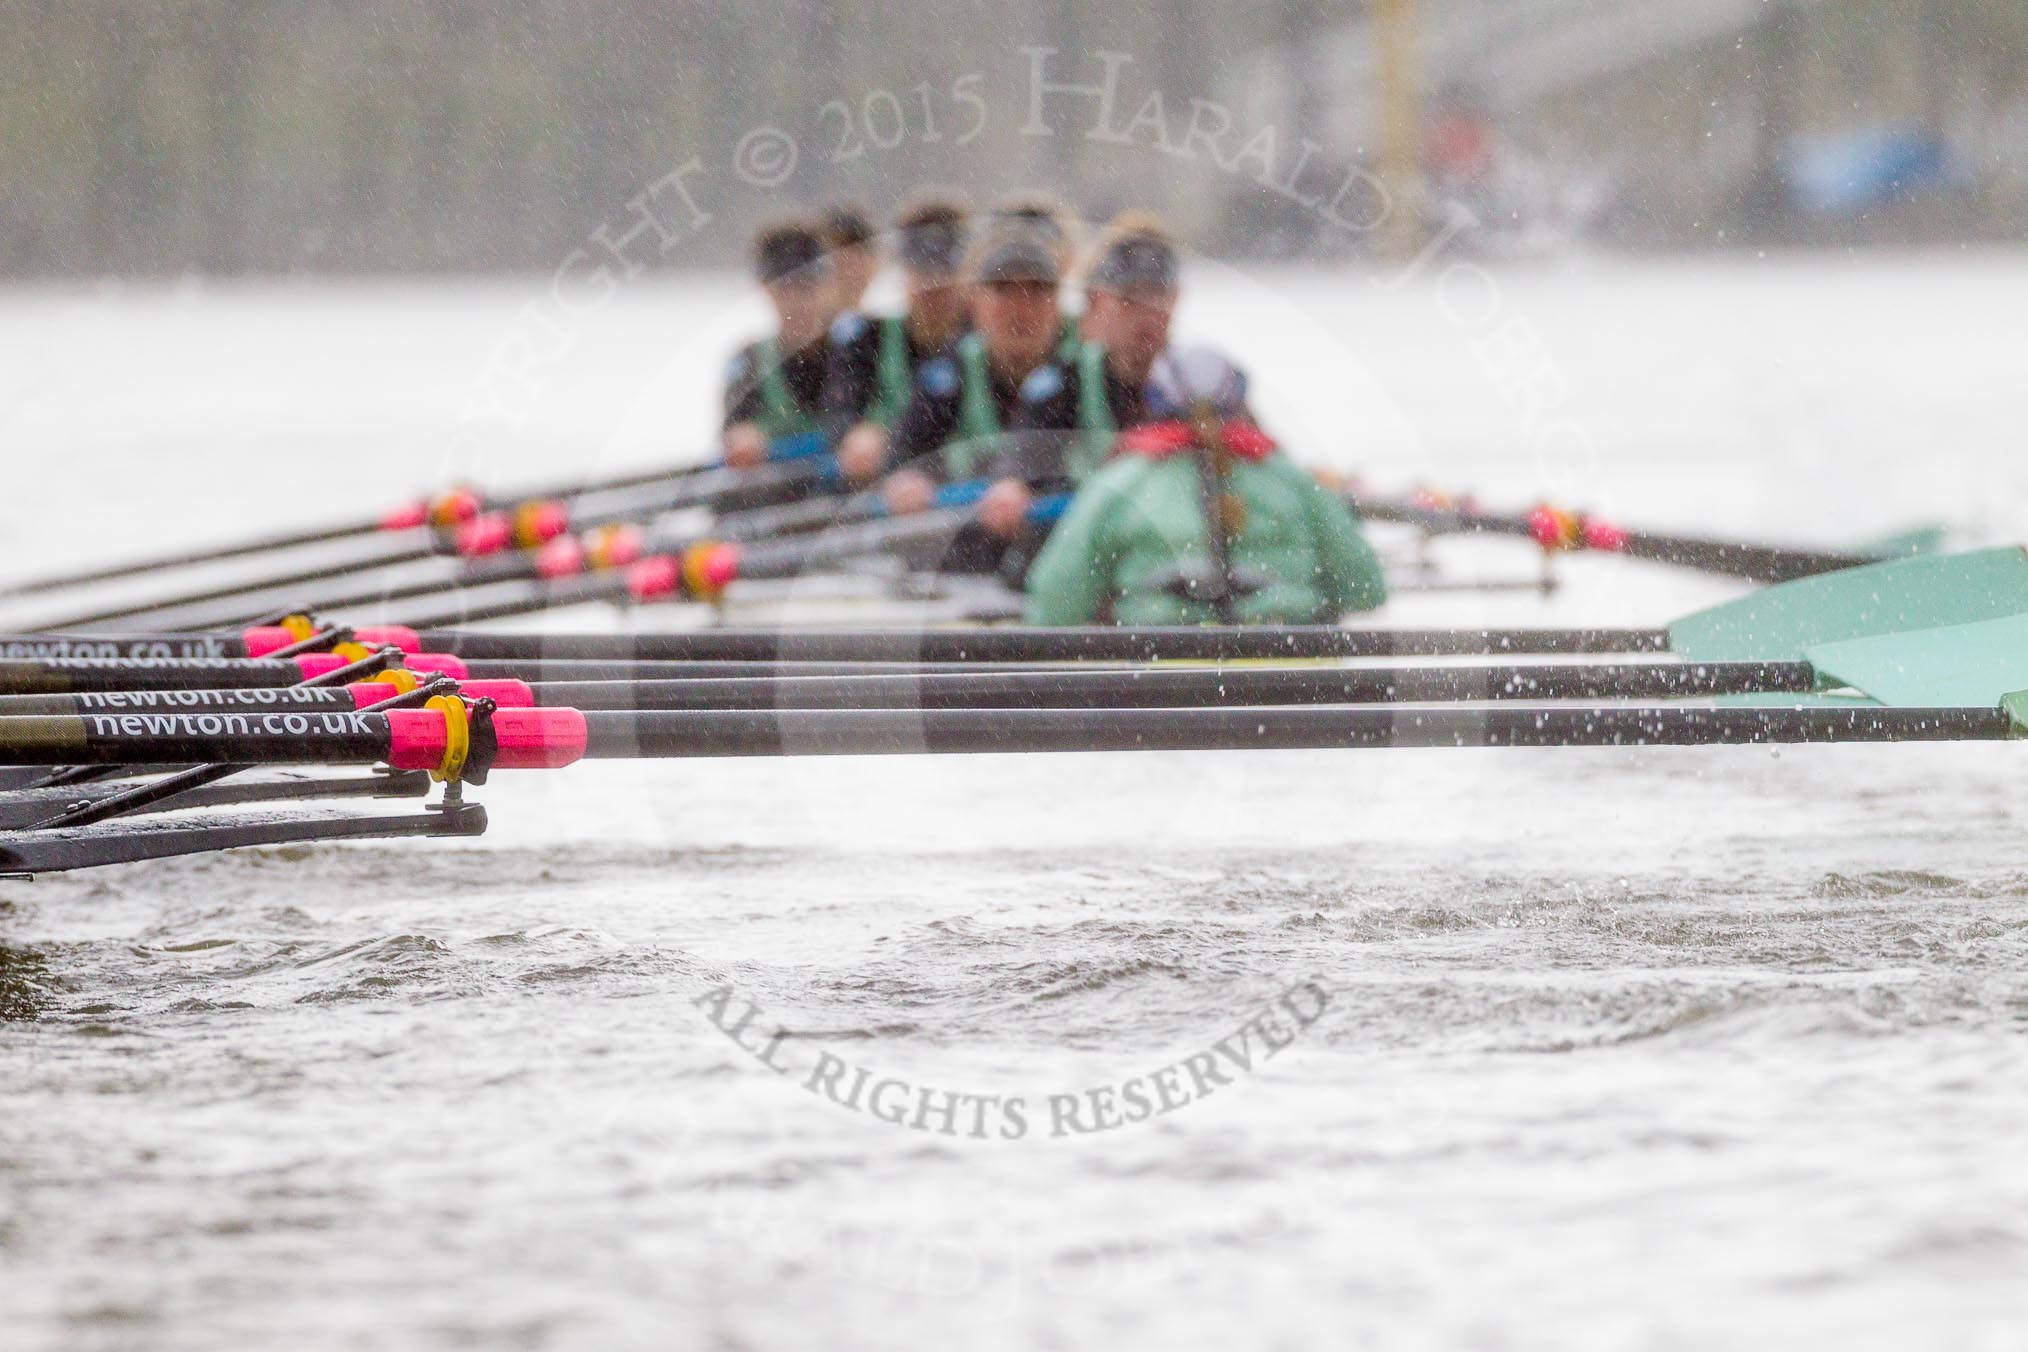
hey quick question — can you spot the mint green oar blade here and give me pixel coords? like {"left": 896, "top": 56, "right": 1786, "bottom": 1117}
{"left": 1667, "top": 546, "right": 2028, "bottom": 663}
{"left": 1855, "top": 524, "right": 1947, "bottom": 559}
{"left": 1805, "top": 612, "right": 2028, "bottom": 709}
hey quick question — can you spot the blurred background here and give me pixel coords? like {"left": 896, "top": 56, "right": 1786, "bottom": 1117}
{"left": 4, "top": 0, "right": 2023, "bottom": 567}
{"left": 5, "top": 0, "right": 2024, "bottom": 278}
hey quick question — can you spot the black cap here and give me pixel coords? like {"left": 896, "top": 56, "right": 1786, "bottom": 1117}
{"left": 822, "top": 203, "right": 875, "bottom": 249}
{"left": 991, "top": 203, "right": 1067, "bottom": 249}
{"left": 898, "top": 216, "right": 967, "bottom": 277}
{"left": 1090, "top": 234, "right": 1180, "bottom": 296}
{"left": 974, "top": 231, "right": 1061, "bottom": 285}
{"left": 753, "top": 223, "right": 831, "bottom": 285}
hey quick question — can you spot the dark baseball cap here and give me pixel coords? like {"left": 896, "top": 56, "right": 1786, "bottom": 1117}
{"left": 753, "top": 222, "right": 831, "bottom": 285}
{"left": 973, "top": 230, "right": 1061, "bottom": 285}
{"left": 1089, "top": 233, "right": 1180, "bottom": 296}
{"left": 899, "top": 215, "right": 967, "bottom": 277}
{"left": 990, "top": 201, "right": 1070, "bottom": 251}
{"left": 821, "top": 203, "right": 875, "bottom": 249}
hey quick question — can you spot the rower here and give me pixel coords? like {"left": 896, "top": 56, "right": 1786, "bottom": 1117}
{"left": 987, "top": 193, "right": 1082, "bottom": 350}
{"left": 975, "top": 212, "right": 1181, "bottom": 542}
{"left": 821, "top": 203, "right": 879, "bottom": 313}
{"left": 1022, "top": 348, "right": 1388, "bottom": 625}
{"left": 877, "top": 216, "right": 1067, "bottom": 519}
{"left": 721, "top": 218, "right": 835, "bottom": 469}
{"left": 827, "top": 198, "right": 972, "bottom": 486}
{"left": 987, "top": 195, "right": 1077, "bottom": 270}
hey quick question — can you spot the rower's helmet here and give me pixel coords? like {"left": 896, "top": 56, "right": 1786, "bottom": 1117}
{"left": 752, "top": 218, "right": 831, "bottom": 286}
{"left": 1147, "top": 346, "right": 1248, "bottom": 419}
{"left": 894, "top": 196, "right": 970, "bottom": 279}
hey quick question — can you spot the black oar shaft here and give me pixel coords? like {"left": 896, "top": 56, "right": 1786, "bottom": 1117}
{"left": 420, "top": 626, "right": 1671, "bottom": 663}
{"left": 0, "top": 659, "right": 1814, "bottom": 717}
{"left": 465, "top": 659, "right": 1103, "bottom": 680}
{"left": 0, "top": 711, "right": 389, "bottom": 766}
{"left": 29, "top": 463, "right": 828, "bottom": 633}
{"left": 0, "top": 702, "right": 2005, "bottom": 770}
{"left": 531, "top": 661, "right": 1816, "bottom": 711}
{"left": 247, "top": 470, "right": 837, "bottom": 629}
{"left": 37, "top": 541, "right": 440, "bottom": 628}
{"left": 0, "top": 459, "right": 745, "bottom": 606}
{"left": 161, "top": 558, "right": 505, "bottom": 631}
{"left": 579, "top": 705, "right": 2010, "bottom": 758}
{"left": 406, "top": 573, "right": 624, "bottom": 628}
{"left": 0, "top": 770, "right": 433, "bottom": 832}
{"left": 0, "top": 655, "right": 1109, "bottom": 698}
{"left": 728, "top": 508, "right": 964, "bottom": 582}
{"left": 393, "top": 495, "right": 905, "bottom": 629}
{"left": 0, "top": 519, "right": 399, "bottom": 602}
{"left": 1356, "top": 499, "right": 1873, "bottom": 583}
{"left": 30, "top": 674, "right": 450, "bottom": 829}
{"left": 1, "top": 633, "right": 258, "bottom": 661}
{"left": 0, "top": 687, "right": 369, "bottom": 716}
{"left": 1611, "top": 535, "right": 1872, "bottom": 584}
{"left": 0, "top": 659, "right": 310, "bottom": 696}
{"left": 0, "top": 629, "right": 399, "bottom": 661}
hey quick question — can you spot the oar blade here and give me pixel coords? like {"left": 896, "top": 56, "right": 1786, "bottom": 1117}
{"left": 1806, "top": 611, "right": 2028, "bottom": 710}
{"left": 1667, "top": 546, "right": 2028, "bottom": 663}
{"left": 1854, "top": 524, "right": 1948, "bottom": 559}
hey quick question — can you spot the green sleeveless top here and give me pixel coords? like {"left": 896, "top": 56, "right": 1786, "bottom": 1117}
{"left": 865, "top": 317, "right": 914, "bottom": 428}
{"left": 1065, "top": 339, "right": 1118, "bottom": 486}
{"left": 944, "top": 330, "right": 1113, "bottom": 482}
{"left": 750, "top": 336, "right": 823, "bottom": 441}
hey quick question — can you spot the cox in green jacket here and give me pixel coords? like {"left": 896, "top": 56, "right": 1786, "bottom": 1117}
{"left": 1022, "top": 423, "right": 1388, "bottom": 626}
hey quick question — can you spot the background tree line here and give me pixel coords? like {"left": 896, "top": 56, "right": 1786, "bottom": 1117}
{"left": 3, "top": 0, "right": 2022, "bottom": 278}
